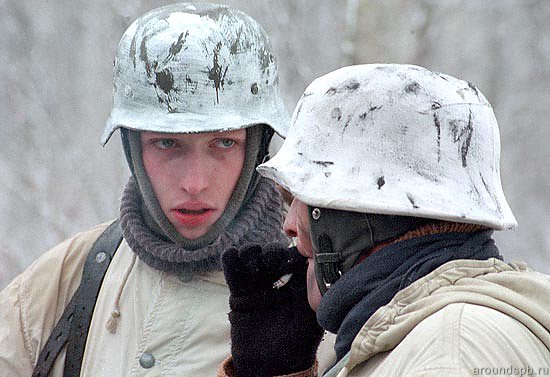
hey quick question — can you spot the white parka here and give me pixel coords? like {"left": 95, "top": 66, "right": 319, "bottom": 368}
{"left": 0, "top": 222, "right": 336, "bottom": 376}
{"left": 323, "top": 258, "right": 550, "bottom": 377}
{"left": 0, "top": 222, "right": 232, "bottom": 376}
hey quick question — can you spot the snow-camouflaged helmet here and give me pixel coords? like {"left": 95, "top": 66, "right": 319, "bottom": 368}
{"left": 101, "top": 2, "right": 288, "bottom": 145}
{"left": 258, "top": 64, "right": 517, "bottom": 229}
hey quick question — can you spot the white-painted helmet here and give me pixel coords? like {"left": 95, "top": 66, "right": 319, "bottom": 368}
{"left": 101, "top": 2, "right": 289, "bottom": 145}
{"left": 258, "top": 64, "right": 517, "bottom": 230}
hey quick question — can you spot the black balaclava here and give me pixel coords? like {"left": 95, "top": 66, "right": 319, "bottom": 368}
{"left": 307, "top": 206, "right": 432, "bottom": 294}
{"left": 121, "top": 125, "right": 272, "bottom": 249}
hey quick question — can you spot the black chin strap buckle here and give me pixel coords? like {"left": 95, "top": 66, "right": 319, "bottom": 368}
{"left": 316, "top": 252, "right": 341, "bottom": 286}
{"left": 316, "top": 233, "right": 341, "bottom": 289}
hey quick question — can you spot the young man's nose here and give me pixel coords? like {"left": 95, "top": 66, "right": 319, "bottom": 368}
{"left": 178, "top": 159, "right": 210, "bottom": 195}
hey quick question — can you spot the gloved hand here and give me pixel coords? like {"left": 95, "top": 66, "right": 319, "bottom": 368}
{"left": 222, "top": 243, "right": 323, "bottom": 377}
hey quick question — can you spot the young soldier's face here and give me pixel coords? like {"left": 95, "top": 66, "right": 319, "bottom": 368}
{"left": 141, "top": 129, "right": 246, "bottom": 240}
{"left": 284, "top": 198, "right": 323, "bottom": 311}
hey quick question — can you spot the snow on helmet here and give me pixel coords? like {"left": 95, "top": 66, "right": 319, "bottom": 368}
{"left": 101, "top": 2, "right": 289, "bottom": 145}
{"left": 258, "top": 64, "right": 517, "bottom": 230}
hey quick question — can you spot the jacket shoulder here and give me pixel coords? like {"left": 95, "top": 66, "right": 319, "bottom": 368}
{"left": 0, "top": 221, "right": 114, "bottom": 371}
{"left": 344, "top": 302, "right": 550, "bottom": 376}
{"left": 16, "top": 221, "right": 114, "bottom": 300}
{"left": 403, "top": 303, "right": 550, "bottom": 373}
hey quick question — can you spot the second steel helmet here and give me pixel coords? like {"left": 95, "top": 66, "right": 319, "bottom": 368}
{"left": 258, "top": 64, "right": 517, "bottom": 230}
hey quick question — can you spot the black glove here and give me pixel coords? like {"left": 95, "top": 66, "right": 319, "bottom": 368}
{"left": 222, "top": 243, "right": 323, "bottom": 377}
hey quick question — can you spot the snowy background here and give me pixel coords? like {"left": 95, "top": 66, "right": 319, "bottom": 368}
{"left": 1, "top": 0, "right": 549, "bottom": 288}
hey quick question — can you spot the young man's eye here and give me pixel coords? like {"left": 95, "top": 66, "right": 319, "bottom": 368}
{"left": 155, "top": 139, "right": 176, "bottom": 149}
{"left": 215, "top": 138, "right": 236, "bottom": 149}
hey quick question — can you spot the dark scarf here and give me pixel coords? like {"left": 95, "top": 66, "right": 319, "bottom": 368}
{"left": 119, "top": 177, "right": 289, "bottom": 273}
{"left": 316, "top": 229, "right": 502, "bottom": 361}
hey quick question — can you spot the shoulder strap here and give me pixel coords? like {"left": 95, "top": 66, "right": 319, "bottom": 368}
{"left": 32, "top": 220, "right": 123, "bottom": 377}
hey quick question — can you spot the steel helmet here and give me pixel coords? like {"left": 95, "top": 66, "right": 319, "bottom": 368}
{"left": 101, "top": 2, "right": 289, "bottom": 145}
{"left": 258, "top": 64, "right": 517, "bottom": 230}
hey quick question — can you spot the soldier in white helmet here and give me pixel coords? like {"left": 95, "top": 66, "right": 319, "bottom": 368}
{"left": 220, "top": 64, "right": 550, "bottom": 376}
{"left": 0, "top": 3, "right": 295, "bottom": 376}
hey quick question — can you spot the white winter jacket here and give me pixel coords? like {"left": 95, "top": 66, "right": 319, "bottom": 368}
{"left": 324, "top": 258, "right": 550, "bottom": 377}
{"left": 0, "top": 222, "right": 336, "bottom": 376}
{"left": 0, "top": 222, "right": 232, "bottom": 376}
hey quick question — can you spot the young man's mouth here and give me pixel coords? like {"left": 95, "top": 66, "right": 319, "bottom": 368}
{"left": 177, "top": 208, "right": 209, "bottom": 215}
{"left": 171, "top": 204, "right": 215, "bottom": 227}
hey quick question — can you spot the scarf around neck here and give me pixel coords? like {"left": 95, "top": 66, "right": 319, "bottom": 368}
{"left": 119, "top": 176, "right": 289, "bottom": 273}
{"left": 316, "top": 228, "right": 502, "bottom": 361}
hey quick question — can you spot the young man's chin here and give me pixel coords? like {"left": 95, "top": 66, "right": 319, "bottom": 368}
{"left": 177, "top": 226, "right": 209, "bottom": 240}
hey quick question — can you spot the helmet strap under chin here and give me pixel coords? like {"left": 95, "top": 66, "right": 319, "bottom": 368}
{"left": 308, "top": 206, "right": 432, "bottom": 295}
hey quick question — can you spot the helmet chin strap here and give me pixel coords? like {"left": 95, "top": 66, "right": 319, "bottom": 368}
{"left": 308, "top": 206, "right": 432, "bottom": 295}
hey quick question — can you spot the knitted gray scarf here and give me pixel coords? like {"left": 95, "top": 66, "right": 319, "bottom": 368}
{"left": 120, "top": 176, "right": 289, "bottom": 273}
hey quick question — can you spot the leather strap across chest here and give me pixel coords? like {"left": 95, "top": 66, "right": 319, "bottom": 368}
{"left": 32, "top": 221, "right": 123, "bottom": 377}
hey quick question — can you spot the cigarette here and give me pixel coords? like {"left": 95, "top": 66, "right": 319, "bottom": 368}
{"left": 272, "top": 273, "right": 293, "bottom": 289}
